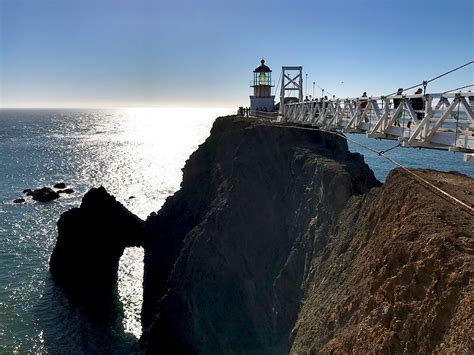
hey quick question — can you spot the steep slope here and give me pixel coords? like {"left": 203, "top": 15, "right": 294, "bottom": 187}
{"left": 141, "top": 117, "right": 379, "bottom": 353}
{"left": 48, "top": 115, "right": 473, "bottom": 353}
{"left": 290, "top": 169, "right": 474, "bottom": 354}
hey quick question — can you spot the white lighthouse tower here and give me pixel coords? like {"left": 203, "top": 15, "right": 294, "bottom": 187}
{"left": 249, "top": 59, "right": 275, "bottom": 114}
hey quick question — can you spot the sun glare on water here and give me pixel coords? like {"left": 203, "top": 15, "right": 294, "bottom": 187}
{"left": 114, "top": 107, "right": 232, "bottom": 338}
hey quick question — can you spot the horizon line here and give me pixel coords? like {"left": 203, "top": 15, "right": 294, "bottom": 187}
{"left": 0, "top": 106, "right": 237, "bottom": 110}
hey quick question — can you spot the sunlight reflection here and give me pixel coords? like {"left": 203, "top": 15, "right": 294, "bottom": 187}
{"left": 113, "top": 107, "right": 232, "bottom": 338}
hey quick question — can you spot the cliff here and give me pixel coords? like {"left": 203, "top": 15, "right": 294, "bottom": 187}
{"left": 49, "top": 116, "right": 474, "bottom": 354}
{"left": 290, "top": 169, "right": 474, "bottom": 353}
{"left": 140, "top": 117, "right": 379, "bottom": 353}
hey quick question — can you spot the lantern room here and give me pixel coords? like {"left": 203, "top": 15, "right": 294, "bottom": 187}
{"left": 249, "top": 59, "right": 275, "bottom": 114}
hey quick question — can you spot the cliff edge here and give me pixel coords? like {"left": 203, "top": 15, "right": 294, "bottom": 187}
{"left": 141, "top": 117, "right": 379, "bottom": 353}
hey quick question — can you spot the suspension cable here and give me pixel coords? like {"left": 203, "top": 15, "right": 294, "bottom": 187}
{"left": 274, "top": 69, "right": 282, "bottom": 98}
{"left": 254, "top": 122, "right": 474, "bottom": 215}
{"left": 385, "top": 60, "right": 474, "bottom": 96}
{"left": 314, "top": 82, "right": 334, "bottom": 97}
{"left": 427, "top": 60, "right": 474, "bottom": 84}
{"left": 442, "top": 84, "right": 474, "bottom": 94}
{"left": 378, "top": 143, "right": 401, "bottom": 155}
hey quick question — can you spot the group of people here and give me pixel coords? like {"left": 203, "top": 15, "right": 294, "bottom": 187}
{"left": 302, "top": 96, "right": 330, "bottom": 111}
{"left": 239, "top": 88, "right": 473, "bottom": 124}
{"left": 359, "top": 88, "right": 424, "bottom": 128}
{"left": 301, "top": 88, "right": 426, "bottom": 128}
{"left": 391, "top": 88, "right": 424, "bottom": 128}
{"left": 237, "top": 106, "right": 250, "bottom": 117}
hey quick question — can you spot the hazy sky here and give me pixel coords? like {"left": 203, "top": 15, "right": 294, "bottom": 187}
{"left": 0, "top": 0, "right": 473, "bottom": 108}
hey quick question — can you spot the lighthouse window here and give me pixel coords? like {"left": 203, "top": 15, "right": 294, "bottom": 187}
{"left": 257, "top": 72, "right": 271, "bottom": 85}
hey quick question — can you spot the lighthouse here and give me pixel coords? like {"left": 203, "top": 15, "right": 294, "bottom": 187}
{"left": 250, "top": 59, "right": 275, "bottom": 114}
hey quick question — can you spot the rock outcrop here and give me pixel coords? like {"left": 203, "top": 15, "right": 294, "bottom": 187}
{"left": 30, "top": 187, "right": 60, "bottom": 202}
{"left": 48, "top": 116, "right": 474, "bottom": 353}
{"left": 290, "top": 169, "right": 474, "bottom": 354}
{"left": 57, "top": 188, "right": 74, "bottom": 194}
{"left": 140, "top": 117, "right": 379, "bottom": 353}
{"left": 49, "top": 187, "right": 145, "bottom": 300}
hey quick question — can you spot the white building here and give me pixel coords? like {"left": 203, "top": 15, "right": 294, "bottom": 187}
{"left": 250, "top": 59, "right": 275, "bottom": 114}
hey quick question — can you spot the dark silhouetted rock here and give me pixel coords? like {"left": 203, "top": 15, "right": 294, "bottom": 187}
{"left": 22, "top": 189, "right": 32, "bottom": 194}
{"left": 129, "top": 196, "right": 135, "bottom": 199}
{"left": 58, "top": 188, "right": 74, "bottom": 194}
{"left": 13, "top": 198, "right": 25, "bottom": 203}
{"left": 49, "top": 186, "right": 145, "bottom": 302}
{"left": 54, "top": 182, "right": 66, "bottom": 189}
{"left": 140, "top": 117, "right": 380, "bottom": 353}
{"left": 138, "top": 117, "right": 473, "bottom": 354}
{"left": 30, "top": 187, "right": 60, "bottom": 202}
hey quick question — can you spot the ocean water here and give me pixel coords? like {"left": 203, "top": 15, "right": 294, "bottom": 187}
{"left": 0, "top": 108, "right": 232, "bottom": 353}
{"left": 0, "top": 109, "right": 473, "bottom": 353}
{"left": 346, "top": 134, "right": 474, "bottom": 181}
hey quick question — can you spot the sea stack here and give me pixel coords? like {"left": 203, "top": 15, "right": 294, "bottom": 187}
{"left": 49, "top": 187, "right": 145, "bottom": 301}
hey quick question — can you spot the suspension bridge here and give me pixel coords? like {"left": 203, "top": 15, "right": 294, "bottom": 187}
{"left": 255, "top": 61, "right": 474, "bottom": 163}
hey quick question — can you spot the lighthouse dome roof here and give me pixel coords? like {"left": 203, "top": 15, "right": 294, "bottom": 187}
{"left": 254, "top": 59, "right": 272, "bottom": 73}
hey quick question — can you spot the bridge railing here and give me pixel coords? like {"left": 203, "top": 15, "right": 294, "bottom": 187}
{"left": 255, "top": 110, "right": 279, "bottom": 120}
{"left": 281, "top": 92, "right": 474, "bottom": 152}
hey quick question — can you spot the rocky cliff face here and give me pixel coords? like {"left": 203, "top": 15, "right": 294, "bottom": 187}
{"left": 49, "top": 116, "right": 473, "bottom": 354}
{"left": 140, "top": 117, "right": 379, "bottom": 353}
{"left": 290, "top": 169, "right": 474, "bottom": 354}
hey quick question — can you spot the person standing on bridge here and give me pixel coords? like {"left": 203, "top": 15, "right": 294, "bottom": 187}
{"left": 393, "top": 88, "right": 403, "bottom": 127}
{"left": 409, "top": 88, "right": 424, "bottom": 128}
{"left": 468, "top": 92, "right": 474, "bottom": 110}
{"left": 322, "top": 96, "right": 328, "bottom": 112}
{"left": 360, "top": 92, "right": 369, "bottom": 122}
{"left": 360, "top": 92, "right": 368, "bottom": 109}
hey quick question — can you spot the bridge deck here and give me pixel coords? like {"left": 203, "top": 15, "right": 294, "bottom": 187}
{"left": 280, "top": 92, "right": 474, "bottom": 157}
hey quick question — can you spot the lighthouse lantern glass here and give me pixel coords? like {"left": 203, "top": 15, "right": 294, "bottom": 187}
{"left": 256, "top": 72, "right": 271, "bottom": 86}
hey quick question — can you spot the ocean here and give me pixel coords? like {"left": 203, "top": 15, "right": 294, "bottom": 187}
{"left": 0, "top": 108, "right": 473, "bottom": 353}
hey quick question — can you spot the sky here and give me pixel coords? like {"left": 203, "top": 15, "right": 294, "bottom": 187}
{"left": 0, "top": 0, "right": 473, "bottom": 108}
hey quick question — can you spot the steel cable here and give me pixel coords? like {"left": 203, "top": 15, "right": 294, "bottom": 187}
{"left": 254, "top": 121, "right": 474, "bottom": 215}
{"left": 385, "top": 60, "right": 474, "bottom": 97}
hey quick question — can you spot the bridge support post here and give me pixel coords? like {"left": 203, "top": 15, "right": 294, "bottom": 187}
{"left": 279, "top": 66, "right": 303, "bottom": 120}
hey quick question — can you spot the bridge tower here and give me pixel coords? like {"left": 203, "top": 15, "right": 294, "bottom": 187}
{"left": 250, "top": 59, "right": 275, "bottom": 114}
{"left": 279, "top": 66, "right": 303, "bottom": 117}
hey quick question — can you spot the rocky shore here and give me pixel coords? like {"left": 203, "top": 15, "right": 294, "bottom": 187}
{"left": 49, "top": 116, "right": 474, "bottom": 353}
